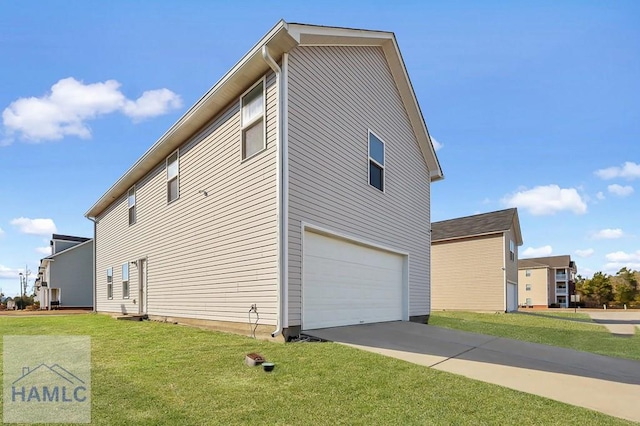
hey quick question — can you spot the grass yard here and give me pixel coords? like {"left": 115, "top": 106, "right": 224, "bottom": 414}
{"left": 0, "top": 314, "right": 634, "bottom": 425}
{"left": 430, "top": 311, "right": 640, "bottom": 361}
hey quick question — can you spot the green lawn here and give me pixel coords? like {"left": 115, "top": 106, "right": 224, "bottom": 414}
{"left": 0, "top": 314, "right": 633, "bottom": 425}
{"left": 430, "top": 311, "right": 640, "bottom": 361}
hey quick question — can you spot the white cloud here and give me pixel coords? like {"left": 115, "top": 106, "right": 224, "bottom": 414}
{"left": 0, "top": 264, "right": 21, "bottom": 279}
{"left": 2, "top": 77, "right": 182, "bottom": 143}
{"left": 575, "top": 248, "right": 595, "bottom": 258}
{"left": 596, "top": 191, "right": 605, "bottom": 200}
{"left": 501, "top": 185, "right": 587, "bottom": 215}
{"left": 431, "top": 136, "right": 443, "bottom": 151}
{"left": 35, "top": 246, "right": 51, "bottom": 255}
{"left": 0, "top": 226, "right": 4, "bottom": 236}
{"left": 122, "top": 88, "right": 182, "bottom": 121}
{"left": 607, "top": 184, "right": 634, "bottom": 197}
{"left": 595, "top": 161, "right": 640, "bottom": 180}
{"left": 10, "top": 217, "right": 57, "bottom": 235}
{"left": 605, "top": 250, "right": 640, "bottom": 263}
{"left": 592, "top": 228, "right": 624, "bottom": 240}
{"left": 521, "top": 245, "right": 553, "bottom": 257}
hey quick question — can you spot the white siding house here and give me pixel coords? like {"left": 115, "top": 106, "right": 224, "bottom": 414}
{"left": 85, "top": 21, "right": 443, "bottom": 339}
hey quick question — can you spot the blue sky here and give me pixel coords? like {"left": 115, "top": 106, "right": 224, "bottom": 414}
{"left": 1, "top": 1, "right": 638, "bottom": 297}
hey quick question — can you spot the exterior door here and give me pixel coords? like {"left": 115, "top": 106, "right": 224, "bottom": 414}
{"left": 302, "top": 231, "right": 405, "bottom": 330}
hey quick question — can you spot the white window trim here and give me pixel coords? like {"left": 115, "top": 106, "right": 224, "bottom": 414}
{"left": 128, "top": 186, "right": 136, "bottom": 226}
{"left": 240, "top": 77, "right": 267, "bottom": 161}
{"left": 166, "top": 149, "right": 180, "bottom": 204}
{"left": 367, "top": 129, "right": 386, "bottom": 193}
{"left": 122, "top": 263, "right": 130, "bottom": 299}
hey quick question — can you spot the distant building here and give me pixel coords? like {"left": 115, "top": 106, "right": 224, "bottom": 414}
{"left": 431, "top": 208, "right": 523, "bottom": 312}
{"left": 35, "top": 234, "right": 93, "bottom": 310}
{"left": 518, "top": 255, "right": 577, "bottom": 308}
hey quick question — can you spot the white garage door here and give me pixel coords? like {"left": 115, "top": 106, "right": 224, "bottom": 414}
{"left": 303, "top": 231, "right": 404, "bottom": 330}
{"left": 506, "top": 282, "right": 518, "bottom": 312}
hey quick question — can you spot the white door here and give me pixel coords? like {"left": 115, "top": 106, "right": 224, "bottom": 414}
{"left": 506, "top": 282, "right": 518, "bottom": 312}
{"left": 303, "top": 231, "right": 404, "bottom": 330}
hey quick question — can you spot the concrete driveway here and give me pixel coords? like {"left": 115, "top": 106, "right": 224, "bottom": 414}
{"left": 306, "top": 321, "right": 640, "bottom": 423}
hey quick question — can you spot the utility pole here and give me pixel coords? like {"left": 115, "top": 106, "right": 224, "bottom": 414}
{"left": 18, "top": 266, "right": 30, "bottom": 310}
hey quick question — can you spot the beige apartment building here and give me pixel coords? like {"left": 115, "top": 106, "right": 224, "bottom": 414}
{"left": 518, "top": 255, "right": 577, "bottom": 308}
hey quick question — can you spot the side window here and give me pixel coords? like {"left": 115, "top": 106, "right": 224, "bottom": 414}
{"left": 368, "top": 131, "right": 385, "bottom": 192}
{"left": 122, "top": 263, "right": 130, "bottom": 299}
{"left": 241, "top": 80, "right": 265, "bottom": 159}
{"left": 167, "top": 151, "right": 179, "bottom": 203}
{"left": 525, "top": 269, "right": 531, "bottom": 277}
{"left": 509, "top": 240, "right": 515, "bottom": 261}
{"left": 128, "top": 187, "right": 136, "bottom": 225}
{"left": 525, "top": 284, "right": 531, "bottom": 291}
{"left": 106, "top": 268, "right": 113, "bottom": 299}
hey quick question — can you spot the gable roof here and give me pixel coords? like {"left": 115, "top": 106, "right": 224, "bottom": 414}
{"left": 44, "top": 238, "right": 93, "bottom": 260}
{"left": 431, "top": 208, "right": 522, "bottom": 245}
{"left": 85, "top": 20, "right": 443, "bottom": 219}
{"left": 52, "top": 234, "right": 90, "bottom": 243}
{"left": 519, "top": 255, "right": 574, "bottom": 270}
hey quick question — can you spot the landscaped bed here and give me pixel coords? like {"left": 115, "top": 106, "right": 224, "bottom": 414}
{"left": 0, "top": 314, "right": 633, "bottom": 425}
{"left": 430, "top": 311, "right": 640, "bottom": 361}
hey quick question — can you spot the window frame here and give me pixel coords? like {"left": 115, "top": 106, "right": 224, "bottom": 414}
{"left": 368, "top": 130, "right": 386, "bottom": 192}
{"left": 122, "top": 263, "right": 130, "bottom": 299}
{"left": 240, "top": 78, "right": 266, "bottom": 161}
{"left": 509, "top": 240, "right": 515, "bottom": 261}
{"left": 128, "top": 186, "right": 136, "bottom": 226}
{"left": 166, "top": 150, "right": 180, "bottom": 204}
{"left": 525, "top": 284, "right": 532, "bottom": 291}
{"left": 106, "top": 267, "right": 113, "bottom": 300}
{"left": 525, "top": 269, "right": 531, "bottom": 277}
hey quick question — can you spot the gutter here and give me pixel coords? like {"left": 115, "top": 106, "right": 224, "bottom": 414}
{"left": 87, "top": 217, "right": 97, "bottom": 313}
{"left": 261, "top": 45, "right": 287, "bottom": 338}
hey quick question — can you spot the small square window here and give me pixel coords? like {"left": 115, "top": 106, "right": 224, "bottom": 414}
{"left": 525, "top": 269, "right": 531, "bottom": 277}
{"left": 526, "top": 284, "right": 531, "bottom": 291}
{"left": 128, "top": 187, "right": 136, "bottom": 225}
{"left": 526, "top": 298, "right": 532, "bottom": 306}
{"left": 167, "top": 151, "right": 179, "bottom": 203}
{"left": 368, "top": 131, "right": 385, "bottom": 192}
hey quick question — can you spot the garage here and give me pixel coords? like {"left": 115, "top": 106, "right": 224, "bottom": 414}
{"left": 302, "top": 230, "right": 406, "bottom": 330}
{"left": 506, "top": 282, "right": 518, "bottom": 312}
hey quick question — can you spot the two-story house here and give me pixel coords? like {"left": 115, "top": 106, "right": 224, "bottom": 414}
{"left": 84, "top": 21, "right": 443, "bottom": 339}
{"left": 431, "top": 208, "right": 523, "bottom": 312}
{"left": 35, "top": 234, "right": 94, "bottom": 310}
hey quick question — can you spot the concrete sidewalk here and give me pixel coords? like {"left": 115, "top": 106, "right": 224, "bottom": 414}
{"left": 307, "top": 322, "right": 640, "bottom": 423}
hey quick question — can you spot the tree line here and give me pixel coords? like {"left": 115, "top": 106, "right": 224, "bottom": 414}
{"left": 576, "top": 267, "right": 640, "bottom": 308}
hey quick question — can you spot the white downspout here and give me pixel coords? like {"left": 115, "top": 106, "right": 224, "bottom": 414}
{"left": 262, "top": 45, "right": 287, "bottom": 338}
{"left": 88, "top": 217, "right": 97, "bottom": 313}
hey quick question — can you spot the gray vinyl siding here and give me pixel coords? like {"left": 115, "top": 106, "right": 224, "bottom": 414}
{"left": 504, "top": 228, "right": 519, "bottom": 285}
{"left": 53, "top": 240, "right": 78, "bottom": 255}
{"left": 95, "top": 72, "right": 279, "bottom": 324}
{"left": 286, "top": 45, "right": 432, "bottom": 326}
{"left": 49, "top": 241, "right": 93, "bottom": 307}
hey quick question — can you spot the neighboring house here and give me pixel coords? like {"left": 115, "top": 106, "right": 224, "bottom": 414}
{"left": 431, "top": 208, "right": 523, "bottom": 312}
{"left": 84, "top": 21, "right": 443, "bottom": 339}
{"left": 518, "top": 256, "right": 577, "bottom": 308}
{"left": 35, "top": 234, "right": 94, "bottom": 310}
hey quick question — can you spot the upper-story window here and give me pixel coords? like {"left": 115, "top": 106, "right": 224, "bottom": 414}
{"left": 128, "top": 187, "right": 136, "bottom": 225}
{"left": 368, "top": 131, "right": 385, "bottom": 192}
{"left": 241, "top": 80, "right": 265, "bottom": 160}
{"left": 525, "top": 269, "right": 531, "bottom": 277}
{"left": 167, "top": 150, "right": 179, "bottom": 203}
{"left": 509, "top": 240, "right": 515, "bottom": 261}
